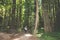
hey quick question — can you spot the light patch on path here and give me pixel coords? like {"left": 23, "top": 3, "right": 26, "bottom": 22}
{"left": 12, "top": 34, "right": 33, "bottom": 40}
{"left": 24, "top": 34, "right": 33, "bottom": 37}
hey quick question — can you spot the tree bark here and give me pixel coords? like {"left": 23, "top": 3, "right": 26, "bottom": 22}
{"left": 33, "top": 0, "right": 39, "bottom": 35}
{"left": 42, "top": 0, "right": 53, "bottom": 32}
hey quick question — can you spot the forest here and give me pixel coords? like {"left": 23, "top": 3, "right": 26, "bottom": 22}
{"left": 0, "top": 0, "right": 60, "bottom": 40}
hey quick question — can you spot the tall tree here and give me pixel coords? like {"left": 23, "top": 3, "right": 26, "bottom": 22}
{"left": 9, "top": 0, "right": 16, "bottom": 33}
{"left": 55, "top": 0, "right": 60, "bottom": 32}
{"left": 42, "top": 0, "right": 54, "bottom": 32}
{"left": 33, "top": 0, "right": 39, "bottom": 35}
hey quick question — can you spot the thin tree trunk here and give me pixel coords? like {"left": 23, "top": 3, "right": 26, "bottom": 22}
{"left": 33, "top": 0, "right": 39, "bottom": 35}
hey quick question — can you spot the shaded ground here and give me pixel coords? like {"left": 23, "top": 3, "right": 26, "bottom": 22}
{"left": 37, "top": 32, "right": 60, "bottom": 40}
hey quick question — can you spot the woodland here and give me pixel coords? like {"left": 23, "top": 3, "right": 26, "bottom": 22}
{"left": 0, "top": 0, "right": 60, "bottom": 40}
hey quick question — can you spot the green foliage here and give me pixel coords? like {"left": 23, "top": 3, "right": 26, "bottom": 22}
{"left": 0, "top": 0, "right": 59, "bottom": 35}
{"left": 38, "top": 32, "right": 60, "bottom": 40}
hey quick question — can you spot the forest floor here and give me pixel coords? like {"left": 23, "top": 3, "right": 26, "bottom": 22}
{"left": 37, "top": 32, "right": 60, "bottom": 40}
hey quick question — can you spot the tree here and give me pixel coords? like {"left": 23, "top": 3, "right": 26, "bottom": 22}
{"left": 42, "top": 0, "right": 54, "bottom": 32}
{"left": 55, "top": 0, "right": 60, "bottom": 32}
{"left": 9, "top": 0, "right": 16, "bottom": 33}
{"left": 33, "top": 0, "right": 39, "bottom": 35}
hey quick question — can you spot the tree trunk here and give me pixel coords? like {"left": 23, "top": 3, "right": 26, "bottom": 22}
{"left": 33, "top": 0, "right": 39, "bottom": 35}
{"left": 55, "top": 0, "right": 60, "bottom": 32}
{"left": 42, "top": 10, "right": 52, "bottom": 32}
{"left": 9, "top": 0, "right": 16, "bottom": 33}
{"left": 42, "top": 0, "right": 53, "bottom": 32}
